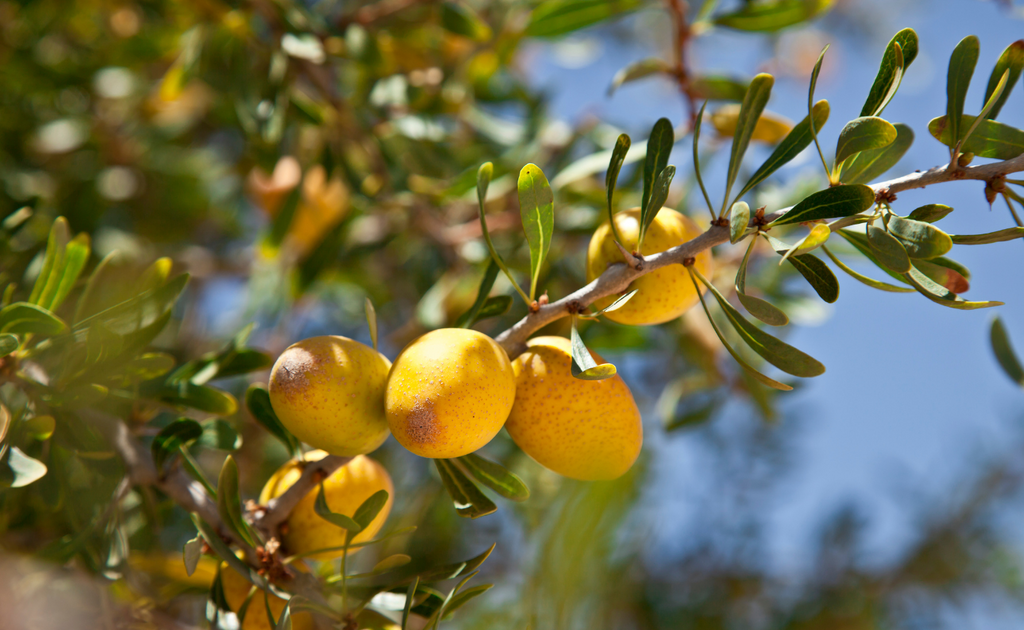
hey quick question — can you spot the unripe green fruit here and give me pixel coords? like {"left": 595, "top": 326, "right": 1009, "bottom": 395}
{"left": 268, "top": 336, "right": 391, "bottom": 456}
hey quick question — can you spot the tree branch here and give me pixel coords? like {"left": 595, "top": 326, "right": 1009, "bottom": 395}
{"left": 495, "top": 154, "right": 1024, "bottom": 358}
{"left": 255, "top": 454, "right": 352, "bottom": 537}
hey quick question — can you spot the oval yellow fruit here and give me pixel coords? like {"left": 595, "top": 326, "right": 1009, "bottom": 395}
{"left": 506, "top": 336, "right": 642, "bottom": 481}
{"left": 259, "top": 451, "right": 394, "bottom": 560}
{"left": 710, "top": 104, "right": 793, "bottom": 144}
{"left": 219, "top": 563, "right": 314, "bottom": 630}
{"left": 385, "top": 328, "right": 515, "bottom": 458}
{"left": 268, "top": 336, "right": 392, "bottom": 457}
{"left": 586, "top": 208, "right": 713, "bottom": 326}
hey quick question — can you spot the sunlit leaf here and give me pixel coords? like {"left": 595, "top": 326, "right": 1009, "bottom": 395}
{"left": 903, "top": 266, "right": 1001, "bottom": 310}
{"left": 353, "top": 490, "right": 390, "bottom": 531}
{"left": 608, "top": 58, "right": 671, "bottom": 95}
{"left": 928, "top": 114, "right": 1024, "bottom": 159}
{"left": 455, "top": 261, "right": 502, "bottom": 328}
{"left": 983, "top": 40, "right": 1024, "bottom": 120}
{"left": 835, "top": 116, "right": 897, "bottom": 165}
{"left": 314, "top": 481, "right": 362, "bottom": 532}
{"left": 908, "top": 203, "right": 953, "bottom": 224}
{"left": 822, "top": 245, "right": 915, "bottom": 293}
{"left": 198, "top": 419, "right": 242, "bottom": 451}
{"left": 441, "top": 2, "right": 492, "bottom": 41}
{"left": 0, "top": 334, "right": 17, "bottom": 358}
{"left": 639, "top": 165, "right": 675, "bottom": 247}
{"left": 183, "top": 536, "right": 203, "bottom": 577}
{"left": 961, "top": 70, "right": 1009, "bottom": 149}
{"left": 3, "top": 446, "right": 47, "bottom": 488}
{"left": 641, "top": 118, "right": 674, "bottom": 221}
{"left": 217, "top": 455, "right": 258, "bottom": 547}
{"left": 0, "top": 303, "right": 67, "bottom": 335}
{"left": 913, "top": 258, "right": 970, "bottom": 294}
{"left": 594, "top": 289, "right": 637, "bottom": 315}
{"left": 605, "top": 133, "right": 631, "bottom": 246}
{"left": 840, "top": 123, "right": 914, "bottom": 185}
{"left": 365, "top": 297, "right": 378, "bottom": 352}
{"left": 738, "top": 99, "right": 829, "bottom": 198}
{"left": 723, "top": 73, "right": 774, "bottom": 212}
{"left": 867, "top": 226, "right": 911, "bottom": 272}
{"left": 456, "top": 453, "right": 529, "bottom": 501}
{"left": 434, "top": 459, "right": 497, "bottom": 519}
{"left": 887, "top": 214, "right": 953, "bottom": 259}
{"left": 714, "top": 0, "right": 832, "bottom": 32}
{"left": 945, "top": 35, "right": 980, "bottom": 149}
{"left": 29, "top": 217, "right": 69, "bottom": 307}
{"left": 729, "top": 201, "right": 750, "bottom": 244}
{"left": 991, "top": 316, "right": 1024, "bottom": 387}
{"left": 862, "top": 28, "right": 919, "bottom": 117}
{"left": 441, "top": 584, "right": 494, "bottom": 620}
{"left": 526, "top": 0, "right": 640, "bottom": 38}
{"left": 950, "top": 226, "right": 1024, "bottom": 245}
{"left": 245, "top": 385, "right": 299, "bottom": 455}
{"left": 735, "top": 238, "right": 789, "bottom": 326}
{"left": 569, "top": 318, "right": 617, "bottom": 380}
{"left": 151, "top": 418, "right": 204, "bottom": 472}
{"left": 518, "top": 164, "right": 554, "bottom": 301}
{"left": 769, "top": 185, "right": 874, "bottom": 227}
{"left": 49, "top": 234, "right": 90, "bottom": 312}
{"left": 690, "top": 75, "right": 749, "bottom": 101}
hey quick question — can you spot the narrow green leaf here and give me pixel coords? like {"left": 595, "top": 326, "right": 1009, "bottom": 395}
{"left": 641, "top": 118, "right": 674, "bottom": 218}
{"left": 835, "top": 117, "right": 898, "bottom": 165}
{"left": 983, "top": 40, "right": 1024, "bottom": 120}
{"left": 402, "top": 578, "right": 420, "bottom": 630}
{"left": 152, "top": 418, "right": 204, "bottom": 472}
{"left": 735, "top": 238, "right": 789, "bottom": 326}
{"left": 903, "top": 265, "right": 1001, "bottom": 310}
{"left": 518, "top": 164, "right": 554, "bottom": 301}
{"left": 314, "top": 481, "right": 362, "bottom": 532}
{"left": 693, "top": 102, "right": 716, "bottom": 216}
{"left": 729, "top": 201, "right": 750, "bottom": 244}
{"left": 714, "top": 0, "right": 833, "bottom": 32}
{"left": 835, "top": 229, "right": 913, "bottom": 286}
{"left": 777, "top": 223, "right": 830, "bottom": 264}
{"left": 48, "top": 233, "right": 90, "bottom": 312}
{"left": 738, "top": 99, "right": 830, "bottom": 198}
{"left": 569, "top": 318, "right": 617, "bottom": 380}
{"left": 192, "top": 514, "right": 264, "bottom": 589}
{"left": 416, "top": 543, "right": 496, "bottom": 582}
{"left": 840, "top": 123, "right": 914, "bottom": 185}
{"left": 217, "top": 455, "right": 258, "bottom": 547}
{"left": 867, "top": 226, "right": 911, "bottom": 272}
{"left": 441, "top": 584, "right": 494, "bottom": 620}
{"left": 369, "top": 554, "right": 412, "bottom": 575}
{"left": 887, "top": 214, "right": 953, "bottom": 259}
{"left": 22, "top": 414, "right": 54, "bottom": 441}
{"left": 914, "top": 257, "right": 970, "bottom": 294}
{"left": 690, "top": 75, "right": 749, "bottom": 101}
{"left": 693, "top": 267, "right": 824, "bottom": 378}
{"left": 456, "top": 453, "right": 530, "bottom": 501}
{"left": 434, "top": 459, "right": 497, "bottom": 519}
{"left": 365, "top": 297, "right": 378, "bottom": 352}
{"left": 769, "top": 184, "right": 874, "bottom": 227}
{"left": 29, "top": 217, "right": 69, "bottom": 306}
{"left": 687, "top": 268, "right": 793, "bottom": 391}
{"left": 963, "top": 69, "right": 1010, "bottom": 152}
{"left": 946, "top": 35, "right": 980, "bottom": 149}
{"left": 991, "top": 316, "right": 1024, "bottom": 387}
{"left": 0, "top": 302, "right": 67, "bottom": 335}
{"left": 594, "top": 289, "right": 637, "bottom": 315}
{"left": 928, "top": 115, "right": 1024, "bottom": 160}
{"left": 908, "top": 204, "right": 953, "bottom": 223}
{"left": 638, "top": 165, "right": 675, "bottom": 247}
{"left": 605, "top": 133, "right": 631, "bottom": 246}
{"left": 183, "top": 536, "right": 203, "bottom": 577}
{"left": 723, "top": 73, "right": 774, "bottom": 213}
{"left": 74, "top": 273, "right": 189, "bottom": 336}
{"left": 441, "top": 2, "right": 492, "bottom": 41}
{"left": 353, "top": 490, "right": 390, "bottom": 531}
{"left": 455, "top": 260, "right": 500, "bottom": 328}
{"left": 808, "top": 45, "right": 831, "bottom": 178}
{"left": 274, "top": 598, "right": 293, "bottom": 630}
{"left": 0, "top": 334, "right": 17, "bottom": 358}
{"left": 608, "top": 58, "right": 671, "bottom": 95}
{"left": 4, "top": 446, "right": 47, "bottom": 488}
{"left": 245, "top": 385, "right": 299, "bottom": 455}
{"left": 787, "top": 252, "right": 840, "bottom": 303}
{"left": 862, "top": 28, "right": 919, "bottom": 117}
{"left": 822, "top": 245, "right": 915, "bottom": 293}
{"left": 0, "top": 404, "right": 9, "bottom": 451}
{"left": 872, "top": 42, "right": 905, "bottom": 121}
{"left": 477, "top": 162, "right": 530, "bottom": 306}
{"left": 526, "top": 0, "right": 640, "bottom": 38}
{"left": 951, "top": 227, "right": 1024, "bottom": 245}
{"left": 198, "top": 419, "right": 242, "bottom": 451}
{"left": 151, "top": 381, "right": 238, "bottom": 416}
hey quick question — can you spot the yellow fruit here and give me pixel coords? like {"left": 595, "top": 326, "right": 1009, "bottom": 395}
{"left": 219, "top": 563, "right": 314, "bottom": 630}
{"left": 710, "top": 104, "right": 793, "bottom": 143}
{"left": 506, "top": 336, "right": 642, "bottom": 481}
{"left": 385, "top": 328, "right": 515, "bottom": 458}
{"left": 268, "top": 336, "right": 392, "bottom": 456}
{"left": 259, "top": 451, "right": 394, "bottom": 560}
{"left": 287, "top": 164, "right": 350, "bottom": 257}
{"left": 586, "top": 208, "right": 713, "bottom": 326}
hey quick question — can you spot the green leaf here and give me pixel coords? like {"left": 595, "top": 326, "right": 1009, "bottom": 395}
{"left": 608, "top": 58, "right": 672, "bottom": 95}
{"left": 183, "top": 536, "right": 203, "bottom": 577}
{"left": 945, "top": 35, "right": 980, "bottom": 149}
{"left": 951, "top": 227, "right": 1024, "bottom": 245}
{"left": 835, "top": 229, "right": 912, "bottom": 286}
{"left": 714, "top": 0, "right": 833, "bottom": 32}
{"left": 983, "top": 40, "right": 1024, "bottom": 120}
{"left": 365, "top": 297, "right": 378, "bottom": 352}
{"left": 808, "top": 45, "right": 831, "bottom": 177}
{"left": 639, "top": 165, "right": 676, "bottom": 247}
{"left": 913, "top": 257, "right": 970, "bottom": 294}
{"left": 441, "top": 2, "right": 492, "bottom": 41}
{"left": 152, "top": 418, "right": 204, "bottom": 472}
{"left": 0, "top": 302, "right": 67, "bottom": 335}
{"left": 641, "top": 118, "right": 674, "bottom": 220}
{"left": 928, "top": 114, "right": 1024, "bottom": 160}
{"left": 273, "top": 597, "right": 292, "bottom": 630}
{"left": 693, "top": 267, "right": 824, "bottom": 378}
{"left": 526, "top": 0, "right": 640, "bottom": 38}
{"left": 787, "top": 252, "right": 840, "bottom": 303}
{"left": 455, "top": 260, "right": 500, "bottom": 328}
{"left": 441, "top": 584, "right": 494, "bottom": 620}
{"left": 729, "top": 201, "right": 750, "bottom": 244}
{"left": 402, "top": 578, "right": 420, "bottom": 630}
{"left": 961, "top": 70, "right": 1010, "bottom": 149}
{"left": 434, "top": 459, "right": 497, "bottom": 519}
{"left": 991, "top": 316, "right": 1024, "bottom": 387}
{"left": 151, "top": 381, "right": 238, "bottom": 416}
{"left": 192, "top": 514, "right": 264, "bottom": 589}
{"left": 822, "top": 245, "right": 914, "bottom": 293}
{"left": 862, "top": 28, "right": 919, "bottom": 117}
{"left": 738, "top": 99, "right": 830, "bottom": 198}
{"left": 75, "top": 273, "right": 189, "bottom": 337}
{"left": 769, "top": 184, "right": 874, "bottom": 227}
{"left": 477, "top": 162, "right": 529, "bottom": 306}
{"left": 691, "top": 75, "right": 749, "bottom": 101}
{"left": 245, "top": 385, "right": 299, "bottom": 455}
{"left": 0, "top": 333, "right": 17, "bottom": 358}
{"left": 908, "top": 204, "right": 954, "bottom": 223}
{"left": 902, "top": 266, "right": 1001, "bottom": 310}
{"left": 886, "top": 214, "right": 953, "bottom": 259}
{"left": 866, "top": 226, "right": 911, "bottom": 273}
{"left": 198, "top": 419, "right": 242, "bottom": 451}
{"left": 416, "top": 543, "right": 496, "bottom": 582}
{"left": 723, "top": 73, "right": 774, "bottom": 212}
{"left": 605, "top": 133, "right": 631, "bottom": 246}
{"left": 777, "top": 222, "right": 830, "bottom": 264}
{"left": 834, "top": 117, "right": 897, "bottom": 165}
{"left": 735, "top": 238, "right": 789, "bottom": 326}
{"left": 518, "top": 164, "right": 554, "bottom": 302}
{"left": 48, "top": 233, "right": 90, "bottom": 312}
{"left": 22, "top": 414, "right": 54, "bottom": 441}
{"left": 593, "top": 289, "right": 637, "bottom": 315}
{"left": 3, "top": 446, "right": 47, "bottom": 488}
{"left": 569, "top": 318, "right": 617, "bottom": 380}
{"left": 29, "top": 217, "right": 69, "bottom": 307}
{"left": 840, "top": 123, "right": 914, "bottom": 185}
{"left": 693, "top": 102, "right": 716, "bottom": 215}
{"left": 353, "top": 489, "right": 390, "bottom": 531}
{"left": 218, "top": 455, "right": 258, "bottom": 547}
{"left": 314, "top": 481, "right": 362, "bottom": 532}
{"left": 687, "top": 268, "right": 792, "bottom": 391}
{"left": 456, "top": 453, "right": 530, "bottom": 501}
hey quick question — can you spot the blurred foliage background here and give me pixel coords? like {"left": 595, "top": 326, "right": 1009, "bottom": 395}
{"left": 3, "top": 0, "right": 1024, "bottom": 628}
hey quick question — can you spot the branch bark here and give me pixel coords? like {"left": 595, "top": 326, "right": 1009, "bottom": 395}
{"left": 495, "top": 154, "right": 1024, "bottom": 358}
{"left": 255, "top": 454, "right": 352, "bottom": 537}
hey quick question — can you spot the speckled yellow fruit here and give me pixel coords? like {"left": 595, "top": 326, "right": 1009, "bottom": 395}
{"left": 259, "top": 451, "right": 394, "bottom": 560}
{"left": 586, "top": 208, "right": 713, "bottom": 326}
{"left": 385, "top": 328, "right": 515, "bottom": 458}
{"left": 506, "top": 336, "right": 642, "bottom": 481}
{"left": 268, "top": 336, "right": 392, "bottom": 456}
{"left": 219, "top": 564, "right": 314, "bottom": 630}
{"left": 710, "top": 104, "right": 793, "bottom": 143}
